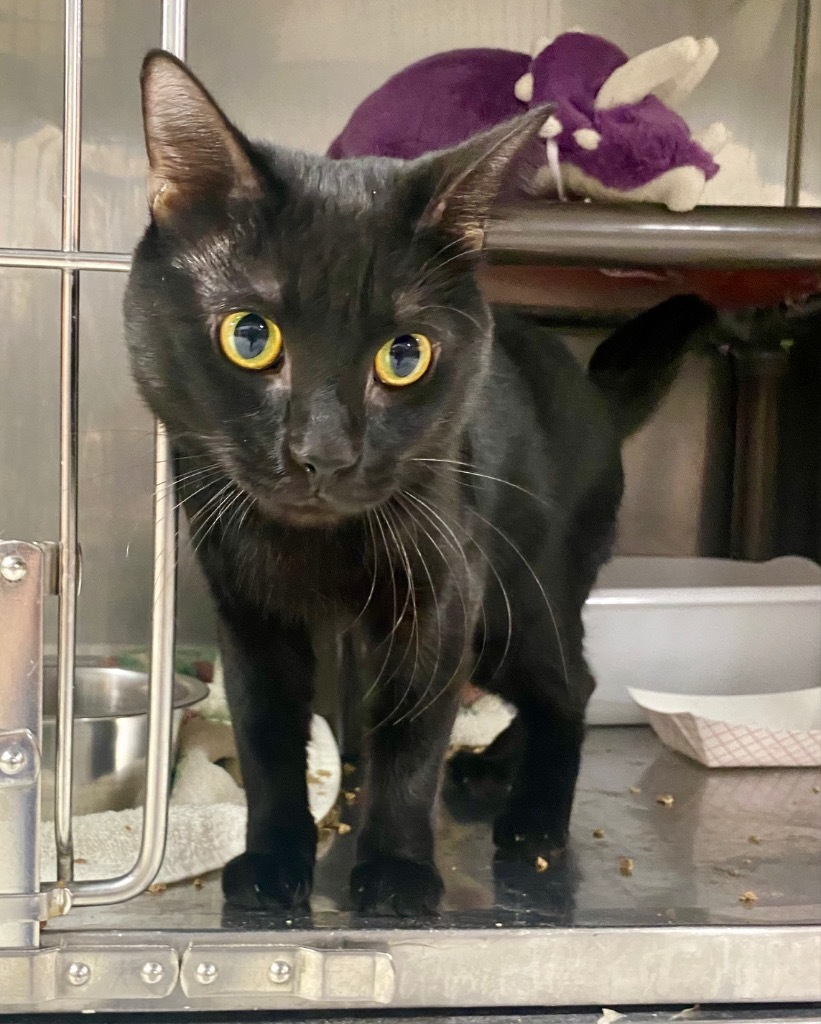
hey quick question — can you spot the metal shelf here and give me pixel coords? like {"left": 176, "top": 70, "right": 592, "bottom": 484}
{"left": 487, "top": 203, "right": 821, "bottom": 271}
{"left": 16, "top": 727, "right": 820, "bottom": 1014}
{"left": 2, "top": 206, "right": 820, "bottom": 278}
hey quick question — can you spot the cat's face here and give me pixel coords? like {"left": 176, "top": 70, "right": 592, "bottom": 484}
{"left": 125, "top": 52, "right": 545, "bottom": 527}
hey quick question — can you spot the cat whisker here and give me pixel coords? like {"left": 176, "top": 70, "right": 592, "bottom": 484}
{"left": 342, "top": 510, "right": 379, "bottom": 635}
{"left": 413, "top": 235, "right": 470, "bottom": 289}
{"left": 399, "top": 491, "right": 474, "bottom": 723}
{"left": 413, "top": 242, "right": 474, "bottom": 292}
{"left": 235, "top": 493, "right": 255, "bottom": 533}
{"left": 415, "top": 303, "right": 486, "bottom": 335}
{"left": 413, "top": 459, "right": 556, "bottom": 514}
{"left": 467, "top": 504, "right": 570, "bottom": 693}
{"left": 388, "top": 493, "right": 445, "bottom": 727}
{"left": 362, "top": 507, "right": 402, "bottom": 703}
{"left": 188, "top": 482, "right": 236, "bottom": 552}
{"left": 171, "top": 468, "right": 227, "bottom": 514}
{"left": 224, "top": 486, "right": 250, "bottom": 535}
{"left": 366, "top": 502, "right": 421, "bottom": 732}
{"left": 408, "top": 486, "right": 513, "bottom": 687}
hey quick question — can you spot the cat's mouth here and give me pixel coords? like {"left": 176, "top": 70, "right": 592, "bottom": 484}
{"left": 272, "top": 496, "right": 348, "bottom": 527}
{"left": 228, "top": 459, "right": 391, "bottom": 529}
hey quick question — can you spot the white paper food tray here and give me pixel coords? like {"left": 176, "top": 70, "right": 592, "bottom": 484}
{"left": 629, "top": 687, "right": 821, "bottom": 767}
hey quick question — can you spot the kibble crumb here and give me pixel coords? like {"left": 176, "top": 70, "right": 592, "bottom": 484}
{"left": 147, "top": 883, "right": 166, "bottom": 895}
{"left": 343, "top": 791, "right": 358, "bottom": 805}
{"left": 656, "top": 793, "right": 674, "bottom": 807}
{"left": 812, "top": 784, "right": 820, "bottom": 794}
{"left": 337, "top": 822, "right": 352, "bottom": 836}
{"left": 739, "top": 890, "right": 758, "bottom": 906}
{"left": 342, "top": 763, "right": 356, "bottom": 777}
{"left": 629, "top": 786, "right": 641, "bottom": 795}
{"left": 619, "top": 857, "right": 634, "bottom": 877}
{"left": 192, "top": 877, "right": 203, "bottom": 889}
{"left": 593, "top": 828, "right": 605, "bottom": 839}
{"left": 535, "top": 856, "right": 549, "bottom": 872}
{"left": 748, "top": 834, "right": 762, "bottom": 845}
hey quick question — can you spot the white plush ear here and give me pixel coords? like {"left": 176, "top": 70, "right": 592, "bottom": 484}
{"left": 693, "top": 121, "right": 729, "bottom": 156}
{"left": 514, "top": 72, "right": 534, "bottom": 103}
{"left": 654, "top": 37, "right": 718, "bottom": 108}
{"left": 594, "top": 36, "right": 702, "bottom": 111}
{"left": 538, "top": 115, "right": 563, "bottom": 139}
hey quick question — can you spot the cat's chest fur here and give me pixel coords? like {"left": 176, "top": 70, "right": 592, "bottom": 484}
{"left": 197, "top": 511, "right": 380, "bottom": 621}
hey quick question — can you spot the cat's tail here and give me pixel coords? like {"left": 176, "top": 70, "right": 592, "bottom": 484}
{"left": 587, "top": 294, "right": 716, "bottom": 440}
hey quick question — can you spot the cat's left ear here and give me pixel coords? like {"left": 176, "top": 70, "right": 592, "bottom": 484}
{"left": 413, "top": 105, "right": 553, "bottom": 249}
{"left": 140, "top": 49, "right": 262, "bottom": 222}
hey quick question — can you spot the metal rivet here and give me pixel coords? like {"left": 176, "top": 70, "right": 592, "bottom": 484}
{"left": 268, "top": 959, "right": 291, "bottom": 984}
{"left": 141, "top": 961, "right": 165, "bottom": 985}
{"left": 194, "top": 961, "right": 218, "bottom": 985}
{"left": 67, "top": 961, "right": 91, "bottom": 987}
{"left": 1, "top": 555, "right": 27, "bottom": 583}
{"left": 0, "top": 746, "right": 26, "bottom": 776}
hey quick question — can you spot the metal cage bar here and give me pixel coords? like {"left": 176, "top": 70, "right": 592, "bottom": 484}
{"left": 67, "top": 0, "right": 185, "bottom": 908}
{"left": 54, "top": 0, "right": 83, "bottom": 885}
{"left": 785, "top": 0, "right": 811, "bottom": 207}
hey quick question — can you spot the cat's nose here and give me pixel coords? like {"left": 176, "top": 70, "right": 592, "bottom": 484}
{"left": 288, "top": 444, "right": 357, "bottom": 484}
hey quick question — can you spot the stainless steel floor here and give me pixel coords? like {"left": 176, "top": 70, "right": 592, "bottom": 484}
{"left": 51, "top": 726, "right": 821, "bottom": 933}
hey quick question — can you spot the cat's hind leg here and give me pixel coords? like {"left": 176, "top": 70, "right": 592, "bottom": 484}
{"left": 484, "top": 610, "right": 595, "bottom": 860}
{"left": 445, "top": 714, "right": 524, "bottom": 818}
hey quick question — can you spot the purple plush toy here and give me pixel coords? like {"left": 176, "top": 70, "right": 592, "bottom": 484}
{"left": 328, "top": 31, "right": 727, "bottom": 212}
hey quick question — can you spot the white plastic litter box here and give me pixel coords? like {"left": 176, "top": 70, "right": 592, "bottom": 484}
{"left": 583, "top": 556, "right": 821, "bottom": 725}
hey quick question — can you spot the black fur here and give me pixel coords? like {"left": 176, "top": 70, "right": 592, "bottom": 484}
{"left": 125, "top": 51, "right": 713, "bottom": 917}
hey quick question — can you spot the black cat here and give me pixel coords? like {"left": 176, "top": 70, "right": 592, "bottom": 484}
{"left": 125, "top": 50, "right": 714, "bottom": 916}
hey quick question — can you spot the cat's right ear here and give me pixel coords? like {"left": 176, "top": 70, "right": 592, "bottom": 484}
{"left": 140, "top": 50, "right": 262, "bottom": 223}
{"left": 411, "top": 105, "right": 552, "bottom": 250}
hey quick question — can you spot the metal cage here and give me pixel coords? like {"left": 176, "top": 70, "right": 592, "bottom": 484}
{"left": 0, "top": 0, "right": 819, "bottom": 1013}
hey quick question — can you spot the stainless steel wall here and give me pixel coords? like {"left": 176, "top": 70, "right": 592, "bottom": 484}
{"left": 1, "top": 0, "right": 818, "bottom": 648}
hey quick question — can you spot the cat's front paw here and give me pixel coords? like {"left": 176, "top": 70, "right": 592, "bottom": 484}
{"left": 493, "top": 804, "right": 569, "bottom": 862}
{"left": 222, "top": 830, "right": 315, "bottom": 911}
{"left": 351, "top": 856, "right": 444, "bottom": 918}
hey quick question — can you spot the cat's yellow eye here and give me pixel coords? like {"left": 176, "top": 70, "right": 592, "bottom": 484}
{"left": 374, "top": 333, "right": 432, "bottom": 387}
{"left": 219, "top": 311, "right": 283, "bottom": 370}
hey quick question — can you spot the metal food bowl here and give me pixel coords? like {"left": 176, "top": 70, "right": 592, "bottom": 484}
{"left": 40, "top": 663, "right": 208, "bottom": 818}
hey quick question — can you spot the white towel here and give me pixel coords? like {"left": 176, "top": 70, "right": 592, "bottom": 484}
{"left": 40, "top": 713, "right": 341, "bottom": 886}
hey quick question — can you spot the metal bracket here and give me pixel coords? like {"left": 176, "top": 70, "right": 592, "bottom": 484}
{"left": 0, "top": 887, "right": 71, "bottom": 926}
{"left": 0, "top": 945, "right": 178, "bottom": 1003}
{"left": 179, "top": 944, "right": 396, "bottom": 1004}
{"left": 0, "top": 540, "right": 45, "bottom": 948}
